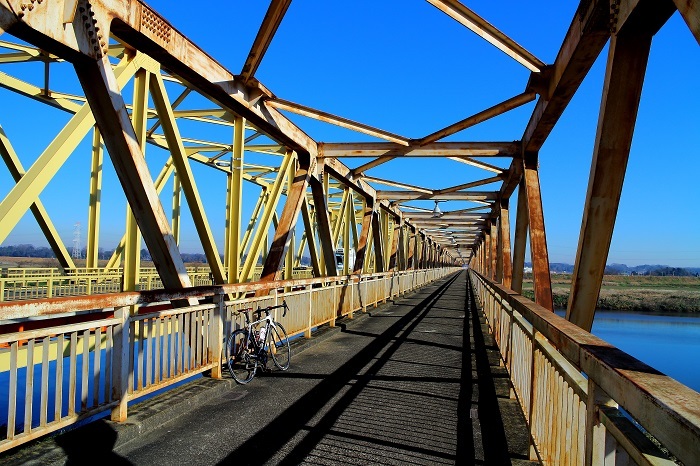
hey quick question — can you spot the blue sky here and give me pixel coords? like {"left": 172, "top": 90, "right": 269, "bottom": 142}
{"left": 0, "top": 1, "right": 698, "bottom": 266}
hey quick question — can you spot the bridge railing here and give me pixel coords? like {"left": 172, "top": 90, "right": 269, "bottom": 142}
{"left": 0, "top": 266, "right": 315, "bottom": 302}
{"left": 0, "top": 267, "right": 459, "bottom": 453}
{"left": 470, "top": 270, "right": 699, "bottom": 466}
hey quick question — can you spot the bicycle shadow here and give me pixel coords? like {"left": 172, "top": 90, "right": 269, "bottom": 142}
{"left": 56, "top": 419, "right": 133, "bottom": 466}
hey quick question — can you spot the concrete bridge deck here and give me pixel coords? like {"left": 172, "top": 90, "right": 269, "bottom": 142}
{"left": 7, "top": 271, "right": 537, "bottom": 465}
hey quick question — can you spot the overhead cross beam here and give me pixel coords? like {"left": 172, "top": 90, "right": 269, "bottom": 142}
{"left": 239, "top": 0, "right": 292, "bottom": 83}
{"left": 318, "top": 141, "right": 519, "bottom": 157}
{"left": 377, "top": 190, "right": 498, "bottom": 202}
{"left": 426, "top": 0, "right": 545, "bottom": 72}
{"left": 268, "top": 98, "right": 411, "bottom": 146}
{"left": 418, "top": 92, "right": 537, "bottom": 145}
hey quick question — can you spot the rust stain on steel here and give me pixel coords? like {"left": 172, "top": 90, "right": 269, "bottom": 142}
{"left": 474, "top": 270, "right": 700, "bottom": 466}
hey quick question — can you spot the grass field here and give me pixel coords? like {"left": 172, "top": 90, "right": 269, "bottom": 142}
{"left": 522, "top": 274, "right": 700, "bottom": 313}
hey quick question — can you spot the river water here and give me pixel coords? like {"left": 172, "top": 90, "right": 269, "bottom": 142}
{"left": 557, "top": 310, "right": 700, "bottom": 392}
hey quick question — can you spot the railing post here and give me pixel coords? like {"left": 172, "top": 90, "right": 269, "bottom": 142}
{"left": 47, "top": 269, "right": 53, "bottom": 298}
{"left": 111, "top": 306, "right": 130, "bottom": 422}
{"left": 330, "top": 284, "right": 337, "bottom": 327}
{"left": 528, "top": 329, "right": 540, "bottom": 462}
{"left": 306, "top": 285, "right": 313, "bottom": 338}
{"left": 209, "top": 293, "right": 225, "bottom": 379}
{"left": 585, "top": 379, "right": 617, "bottom": 465}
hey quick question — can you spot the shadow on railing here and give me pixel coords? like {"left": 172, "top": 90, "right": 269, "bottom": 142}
{"left": 469, "top": 269, "right": 699, "bottom": 466}
{"left": 0, "top": 267, "right": 460, "bottom": 453}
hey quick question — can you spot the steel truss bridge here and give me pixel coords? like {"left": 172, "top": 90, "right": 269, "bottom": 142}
{"left": 0, "top": 0, "right": 698, "bottom": 464}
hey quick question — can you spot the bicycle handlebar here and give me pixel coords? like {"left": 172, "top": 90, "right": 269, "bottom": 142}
{"left": 253, "top": 301, "right": 288, "bottom": 317}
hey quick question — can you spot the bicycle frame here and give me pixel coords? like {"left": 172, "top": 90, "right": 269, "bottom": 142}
{"left": 240, "top": 302, "right": 287, "bottom": 364}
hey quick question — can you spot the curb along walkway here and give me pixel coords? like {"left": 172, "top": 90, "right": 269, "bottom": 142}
{"left": 7, "top": 271, "right": 538, "bottom": 465}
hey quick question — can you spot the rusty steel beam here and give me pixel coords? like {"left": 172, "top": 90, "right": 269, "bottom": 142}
{"left": 419, "top": 92, "right": 537, "bottom": 146}
{"left": 673, "top": 0, "right": 700, "bottom": 44}
{"left": 74, "top": 54, "right": 191, "bottom": 290}
{"left": 0, "top": 0, "right": 316, "bottom": 160}
{"left": 511, "top": 179, "right": 529, "bottom": 294}
{"left": 323, "top": 157, "right": 377, "bottom": 200}
{"left": 499, "top": 200, "right": 512, "bottom": 288}
{"left": 522, "top": 0, "right": 611, "bottom": 153}
{"left": 566, "top": 25, "right": 653, "bottom": 332}
{"left": 353, "top": 203, "right": 374, "bottom": 273}
{"left": 318, "top": 141, "right": 519, "bottom": 158}
{"left": 376, "top": 190, "right": 498, "bottom": 202}
{"left": 259, "top": 160, "right": 312, "bottom": 283}
{"left": 268, "top": 98, "right": 411, "bottom": 146}
{"left": 426, "top": 0, "right": 545, "bottom": 72}
{"left": 436, "top": 175, "right": 503, "bottom": 194}
{"left": 523, "top": 153, "right": 553, "bottom": 311}
{"left": 521, "top": 0, "right": 673, "bottom": 154}
{"left": 239, "top": 0, "right": 292, "bottom": 83}
{"left": 309, "top": 175, "right": 338, "bottom": 276}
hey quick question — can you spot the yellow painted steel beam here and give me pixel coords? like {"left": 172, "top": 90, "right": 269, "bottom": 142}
{"left": 294, "top": 230, "right": 307, "bottom": 268}
{"left": 284, "top": 157, "right": 297, "bottom": 283}
{"left": 353, "top": 200, "right": 373, "bottom": 273}
{"left": 0, "top": 125, "right": 75, "bottom": 270}
{"left": 343, "top": 188, "right": 351, "bottom": 275}
{"left": 172, "top": 172, "right": 181, "bottom": 245}
{"left": 0, "top": 55, "right": 139, "bottom": 245}
{"left": 225, "top": 116, "right": 245, "bottom": 284}
{"left": 123, "top": 68, "right": 150, "bottom": 292}
{"left": 85, "top": 127, "right": 103, "bottom": 269}
{"left": 240, "top": 188, "right": 267, "bottom": 258}
{"left": 239, "top": 151, "right": 293, "bottom": 283}
{"left": 147, "top": 88, "right": 191, "bottom": 137}
{"left": 149, "top": 72, "right": 226, "bottom": 284}
{"left": 331, "top": 189, "right": 349, "bottom": 249}
{"left": 105, "top": 157, "right": 176, "bottom": 269}
{"left": 300, "top": 195, "right": 321, "bottom": 276}
{"left": 350, "top": 192, "right": 359, "bottom": 250}
{"left": 0, "top": 70, "right": 82, "bottom": 113}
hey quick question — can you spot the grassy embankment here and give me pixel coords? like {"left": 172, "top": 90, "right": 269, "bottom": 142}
{"left": 522, "top": 274, "right": 700, "bottom": 313}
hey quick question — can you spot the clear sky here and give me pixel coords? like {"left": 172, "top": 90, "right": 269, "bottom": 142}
{"left": 0, "top": 1, "right": 698, "bottom": 267}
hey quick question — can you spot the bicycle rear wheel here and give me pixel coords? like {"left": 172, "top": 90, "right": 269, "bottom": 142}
{"left": 269, "top": 323, "right": 291, "bottom": 370}
{"left": 226, "top": 329, "right": 257, "bottom": 384}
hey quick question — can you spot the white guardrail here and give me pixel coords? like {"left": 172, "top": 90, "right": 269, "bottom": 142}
{"left": 0, "top": 268, "right": 459, "bottom": 452}
{"left": 470, "top": 270, "right": 699, "bottom": 466}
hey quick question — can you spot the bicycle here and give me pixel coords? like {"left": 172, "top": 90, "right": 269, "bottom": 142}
{"left": 225, "top": 301, "right": 291, "bottom": 384}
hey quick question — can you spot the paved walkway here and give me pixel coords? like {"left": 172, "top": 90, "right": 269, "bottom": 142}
{"left": 10, "top": 271, "right": 537, "bottom": 465}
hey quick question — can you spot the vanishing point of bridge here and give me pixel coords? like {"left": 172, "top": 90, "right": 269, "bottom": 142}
{"left": 0, "top": 1, "right": 698, "bottom": 465}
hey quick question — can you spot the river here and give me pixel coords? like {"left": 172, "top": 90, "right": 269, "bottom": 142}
{"left": 557, "top": 310, "right": 700, "bottom": 392}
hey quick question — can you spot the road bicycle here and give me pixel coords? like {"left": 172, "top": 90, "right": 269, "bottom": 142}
{"left": 226, "top": 301, "right": 291, "bottom": 384}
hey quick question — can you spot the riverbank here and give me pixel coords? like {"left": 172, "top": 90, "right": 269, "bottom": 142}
{"left": 522, "top": 274, "right": 700, "bottom": 313}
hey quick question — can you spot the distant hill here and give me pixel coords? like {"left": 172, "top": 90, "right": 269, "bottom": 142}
{"left": 524, "top": 262, "right": 699, "bottom": 276}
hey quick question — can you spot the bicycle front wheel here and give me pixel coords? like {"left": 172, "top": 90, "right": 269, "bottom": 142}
{"left": 226, "top": 329, "right": 257, "bottom": 384}
{"left": 269, "top": 323, "right": 291, "bottom": 370}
